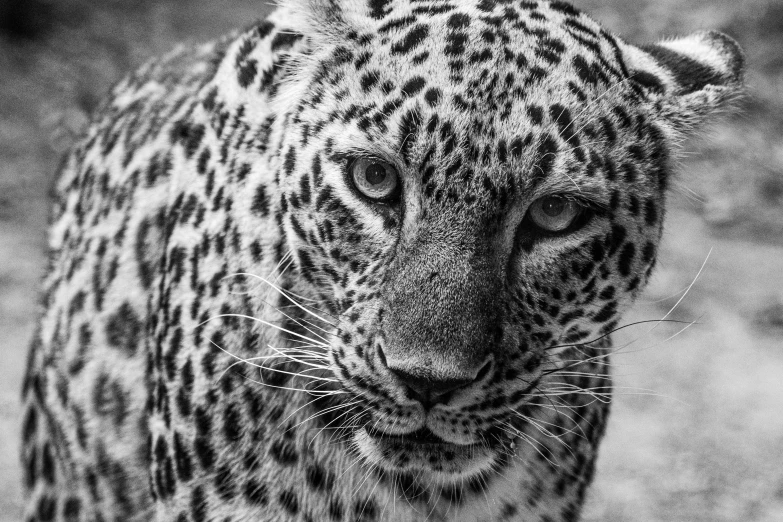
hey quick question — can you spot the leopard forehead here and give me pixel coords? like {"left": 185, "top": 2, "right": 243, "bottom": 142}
{"left": 281, "top": 0, "right": 651, "bottom": 211}
{"left": 272, "top": 0, "right": 668, "bottom": 293}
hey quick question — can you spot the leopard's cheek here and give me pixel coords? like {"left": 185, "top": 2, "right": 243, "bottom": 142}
{"left": 330, "top": 308, "right": 399, "bottom": 398}
{"left": 506, "top": 216, "right": 662, "bottom": 354}
{"left": 275, "top": 148, "right": 403, "bottom": 317}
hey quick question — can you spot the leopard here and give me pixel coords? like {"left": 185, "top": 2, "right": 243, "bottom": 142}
{"left": 19, "top": 0, "right": 745, "bottom": 520}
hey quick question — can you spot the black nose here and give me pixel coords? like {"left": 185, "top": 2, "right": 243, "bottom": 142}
{"left": 379, "top": 351, "right": 492, "bottom": 407}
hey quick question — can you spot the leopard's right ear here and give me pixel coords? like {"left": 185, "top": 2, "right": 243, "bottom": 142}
{"left": 620, "top": 31, "right": 745, "bottom": 136}
{"left": 275, "top": 0, "right": 374, "bottom": 43}
{"left": 267, "top": 0, "right": 373, "bottom": 110}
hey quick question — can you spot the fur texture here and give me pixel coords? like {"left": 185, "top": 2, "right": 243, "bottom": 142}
{"left": 21, "top": 1, "right": 743, "bottom": 521}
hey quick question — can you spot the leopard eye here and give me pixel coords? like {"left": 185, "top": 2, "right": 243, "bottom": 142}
{"left": 350, "top": 158, "right": 399, "bottom": 201}
{"left": 527, "top": 196, "right": 582, "bottom": 232}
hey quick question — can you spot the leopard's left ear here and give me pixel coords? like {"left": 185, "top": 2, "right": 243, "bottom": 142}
{"left": 621, "top": 31, "right": 745, "bottom": 134}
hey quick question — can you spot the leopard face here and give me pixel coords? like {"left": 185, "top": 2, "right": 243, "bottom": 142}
{"left": 267, "top": 0, "right": 743, "bottom": 485}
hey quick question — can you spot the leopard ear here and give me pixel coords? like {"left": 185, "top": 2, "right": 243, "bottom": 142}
{"left": 622, "top": 31, "right": 745, "bottom": 134}
{"left": 275, "top": 0, "right": 371, "bottom": 42}
{"left": 268, "top": 0, "right": 371, "bottom": 110}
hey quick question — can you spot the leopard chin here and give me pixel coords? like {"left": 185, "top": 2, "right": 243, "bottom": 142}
{"left": 353, "top": 425, "right": 508, "bottom": 482}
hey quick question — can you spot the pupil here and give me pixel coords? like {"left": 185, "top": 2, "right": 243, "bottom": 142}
{"left": 542, "top": 197, "right": 566, "bottom": 217}
{"left": 365, "top": 164, "right": 387, "bottom": 185}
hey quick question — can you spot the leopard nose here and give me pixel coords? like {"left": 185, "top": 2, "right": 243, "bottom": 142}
{"left": 377, "top": 349, "right": 493, "bottom": 407}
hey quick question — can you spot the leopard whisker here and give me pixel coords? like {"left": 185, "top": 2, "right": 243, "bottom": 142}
{"left": 266, "top": 304, "right": 334, "bottom": 342}
{"left": 475, "top": 462, "right": 493, "bottom": 518}
{"left": 244, "top": 348, "right": 330, "bottom": 365}
{"left": 424, "top": 477, "right": 443, "bottom": 522}
{"left": 317, "top": 406, "right": 365, "bottom": 448}
{"left": 201, "top": 313, "right": 329, "bottom": 346}
{"left": 277, "top": 302, "right": 340, "bottom": 324}
{"left": 540, "top": 378, "right": 686, "bottom": 405}
{"left": 359, "top": 464, "right": 385, "bottom": 521}
{"left": 210, "top": 342, "right": 336, "bottom": 382}
{"left": 500, "top": 424, "right": 563, "bottom": 469}
{"left": 229, "top": 271, "right": 338, "bottom": 325}
{"left": 276, "top": 393, "right": 334, "bottom": 429}
{"left": 639, "top": 279, "right": 709, "bottom": 305}
{"left": 541, "top": 314, "right": 701, "bottom": 382}
{"left": 241, "top": 353, "right": 329, "bottom": 365}
{"left": 277, "top": 255, "right": 296, "bottom": 281}
{"left": 510, "top": 413, "right": 579, "bottom": 453}
{"left": 351, "top": 457, "right": 379, "bottom": 502}
{"left": 279, "top": 310, "right": 335, "bottom": 339}
{"left": 286, "top": 400, "right": 362, "bottom": 433}
{"left": 529, "top": 388, "right": 612, "bottom": 403}
{"left": 524, "top": 382, "right": 595, "bottom": 441}
{"left": 223, "top": 272, "right": 334, "bottom": 324}
{"left": 268, "top": 249, "right": 294, "bottom": 284}
{"left": 266, "top": 344, "right": 332, "bottom": 370}
{"left": 532, "top": 397, "right": 594, "bottom": 440}
{"left": 545, "top": 318, "right": 696, "bottom": 351}
{"left": 646, "top": 248, "right": 712, "bottom": 334}
{"left": 338, "top": 437, "right": 367, "bottom": 480}
{"left": 209, "top": 341, "right": 335, "bottom": 386}
{"left": 219, "top": 353, "right": 324, "bottom": 382}
{"left": 508, "top": 408, "right": 584, "bottom": 442}
{"left": 549, "top": 371, "right": 612, "bottom": 382}
{"left": 245, "top": 378, "right": 345, "bottom": 396}
{"left": 275, "top": 338, "right": 331, "bottom": 350}
{"left": 236, "top": 368, "right": 346, "bottom": 396}
{"left": 308, "top": 411, "right": 354, "bottom": 449}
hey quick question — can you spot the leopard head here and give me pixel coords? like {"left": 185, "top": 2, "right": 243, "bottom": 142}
{"left": 266, "top": 0, "right": 744, "bottom": 483}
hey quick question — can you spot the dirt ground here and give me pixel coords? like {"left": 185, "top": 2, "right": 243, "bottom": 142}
{"left": 1, "top": 0, "right": 781, "bottom": 520}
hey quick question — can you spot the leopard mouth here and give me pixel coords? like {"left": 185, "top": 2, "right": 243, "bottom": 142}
{"left": 365, "top": 426, "right": 450, "bottom": 445}
{"left": 355, "top": 425, "right": 503, "bottom": 481}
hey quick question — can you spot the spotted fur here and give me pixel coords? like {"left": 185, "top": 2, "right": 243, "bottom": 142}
{"left": 21, "top": 1, "right": 743, "bottom": 521}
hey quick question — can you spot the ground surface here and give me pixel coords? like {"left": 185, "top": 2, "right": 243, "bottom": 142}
{"left": 0, "top": 0, "right": 781, "bottom": 520}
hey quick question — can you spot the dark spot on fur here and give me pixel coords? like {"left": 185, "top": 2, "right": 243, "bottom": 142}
{"left": 391, "top": 24, "right": 429, "bottom": 55}
{"left": 105, "top": 302, "right": 142, "bottom": 355}
{"left": 245, "top": 478, "right": 269, "bottom": 505}
{"left": 191, "top": 485, "right": 207, "bottom": 522}
{"left": 279, "top": 489, "right": 299, "bottom": 514}
{"left": 401, "top": 76, "right": 426, "bottom": 97}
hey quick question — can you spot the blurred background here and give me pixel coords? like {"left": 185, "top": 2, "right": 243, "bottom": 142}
{"left": 0, "top": 0, "right": 781, "bottom": 520}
